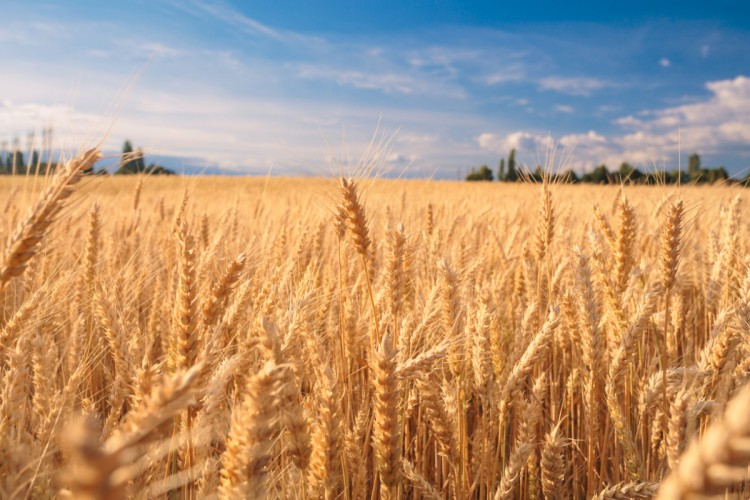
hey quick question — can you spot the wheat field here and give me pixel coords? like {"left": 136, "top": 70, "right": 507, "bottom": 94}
{"left": 1, "top": 149, "right": 750, "bottom": 499}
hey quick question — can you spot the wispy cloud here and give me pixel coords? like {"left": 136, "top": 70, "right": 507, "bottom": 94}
{"left": 555, "top": 104, "right": 575, "bottom": 113}
{"left": 294, "top": 64, "right": 465, "bottom": 98}
{"left": 537, "top": 76, "right": 613, "bottom": 96}
{"left": 175, "top": 0, "right": 325, "bottom": 46}
{"left": 483, "top": 72, "right": 526, "bottom": 85}
{"left": 0, "top": 21, "right": 72, "bottom": 45}
{"left": 85, "top": 40, "right": 187, "bottom": 61}
{"left": 406, "top": 47, "right": 482, "bottom": 76}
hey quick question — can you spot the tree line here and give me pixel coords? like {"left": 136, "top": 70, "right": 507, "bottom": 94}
{"left": 0, "top": 137, "right": 174, "bottom": 175}
{"left": 466, "top": 149, "right": 743, "bottom": 185}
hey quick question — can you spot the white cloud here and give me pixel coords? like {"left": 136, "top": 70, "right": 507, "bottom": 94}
{"left": 538, "top": 76, "right": 611, "bottom": 96}
{"left": 701, "top": 45, "right": 710, "bottom": 58}
{"left": 386, "top": 152, "right": 417, "bottom": 166}
{"left": 614, "top": 115, "right": 642, "bottom": 127}
{"left": 558, "top": 130, "right": 606, "bottom": 147}
{"left": 0, "top": 101, "right": 99, "bottom": 131}
{"left": 478, "top": 131, "right": 551, "bottom": 153}
{"left": 635, "top": 76, "right": 750, "bottom": 147}
{"left": 477, "top": 75, "right": 750, "bottom": 173}
{"left": 659, "top": 58, "right": 671, "bottom": 67}
{"left": 478, "top": 130, "right": 608, "bottom": 172}
{"left": 555, "top": 105, "right": 575, "bottom": 113}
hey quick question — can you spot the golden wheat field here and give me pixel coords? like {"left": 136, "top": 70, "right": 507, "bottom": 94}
{"left": 2, "top": 150, "right": 750, "bottom": 499}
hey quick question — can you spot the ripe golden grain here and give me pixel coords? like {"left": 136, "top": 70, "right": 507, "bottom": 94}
{"left": 0, "top": 174, "right": 749, "bottom": 498}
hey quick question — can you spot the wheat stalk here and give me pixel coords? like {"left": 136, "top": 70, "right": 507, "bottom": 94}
{"left": 0, "top": 149, "right": 100, "bottom": 285}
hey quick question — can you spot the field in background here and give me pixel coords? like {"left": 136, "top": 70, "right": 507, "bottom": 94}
{"left": 2, "top": 166, "right": 750, "bottom": 499}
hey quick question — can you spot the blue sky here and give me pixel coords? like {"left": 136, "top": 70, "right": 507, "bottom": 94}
{"left": 1, "top": 1, "right": 749, "bottom": 177}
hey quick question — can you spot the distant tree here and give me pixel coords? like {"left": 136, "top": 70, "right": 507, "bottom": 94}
{"left": 688, "top": 153, "right": 701, "bottom": 178}
{"left": 466, "top": 165, "right": 494, "bottom": 181}
{"left": 643, "top": 172, "right": 661, "bottom": 185}
{"left": 617, "top": 162, "right": 644, "bottom": 183}
{"left": 498, "top": 158, "right": 505, "bottom": 181}
{"left": 581, "top": 164, "right": 610, "bottom": 184}
{"left": 115, "top": 141, "right": 173, "bottom": 175}
{"left": 8, "top": 151, "right": 25, "bottom": 174}
{"left": 558, "top": 169, "right": 579, "bottom": 183}
{"left": 117, "top": 140, "right": 139, "bottom": 174}
{"left": 28, "top": 150, "right": 40, "bottom": 173}
{"left": 642, "top": 170, "right": 687, "bottom": 185}
{"left": 706, "top": 167, "right": 729, "bottom": 184}
{"left": 134, "top": 148, "right": 146, "bottom": 173}
{"left": 145, "top": 162, "right": 176, "bottom": 175}
{"left": 671, "top": 170, "right": 690, "bottom": 184}
{"left": 506, "top": 149, "right": 518, "bottom": 181}
{"left": 530, "top": 165, "right": 544, "bottom": 182}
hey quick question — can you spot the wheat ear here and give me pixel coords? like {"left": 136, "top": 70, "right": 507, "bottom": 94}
{"left": 592, "top": 481, "right": 660, "bottom": 499}
{"left": 218, "top": 361, "right": 282, "bottom": 499}
{"left": 499, "top": 309, "right": 560, "bottom": 424}
{"left": 541, "top": 423, "right": 566, "bottom": 500}
{"left": 402, "top": 459, "right": 441, "bottom": 500}
{"left": 494, "top": 442, "right": 533, "bottom": 500}
{"left": 277, "top": 365, "right": 311, "bottom": 470}
{"left": 0, "top": 148, "right": 100, "bottom": 286}
{"left": 64, "top": 364, "right": 201, "bottom": 500}
{"left": 339, "top": 177, "right": 380, "bottom": 343}
{"left": 339, "top": 177, "right": 371, "bottom": 258}
{"left": 613, "top": 197, "right": 636, "bottom": 294}
{"left": 372, "top": 331, "right": 401, "bottom": 499}
{"left": 83, "top": 202, "right": 100, "bottom": 292}
{"left": 307, "top": 370, "right": 343, "bottom": 499}
{"left": 172, "top": 220, "right": 199, "bottom": 371}
{"left": 657, "top": 382, "right": 750, "bottom": 499}
{"left": 203, "top": 253, "right": 246, "bottom": 328}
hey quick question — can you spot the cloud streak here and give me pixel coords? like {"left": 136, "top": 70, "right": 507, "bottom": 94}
{"left": 175, "top": 0, "right": 325, "bottom": 46}
{"left": 293, "top": 64, "right": 466, "bottom": 98}
{"left": 537, "top": 76, "right": 614, "bottom": 96}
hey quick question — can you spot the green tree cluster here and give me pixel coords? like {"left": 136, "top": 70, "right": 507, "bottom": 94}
{"left": 0, "top": 147, "right": 58, "bottom": 175}
{"left": 465, "top": 165, "right": 493, "bottom": 181}
{"left": 466, "top": 150, "right": 743, "bottom": 186}
{"left": 468, "top": 148, "right": 518, "bottom": 182}
{"left": 1, "top": 136, "right": 177, "bottom": 176}
{"left": 115, "top": 140, "right": 175, "bottom": 175}
{"left": 504, "top": 149, "right": 518, "bottom": 181}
